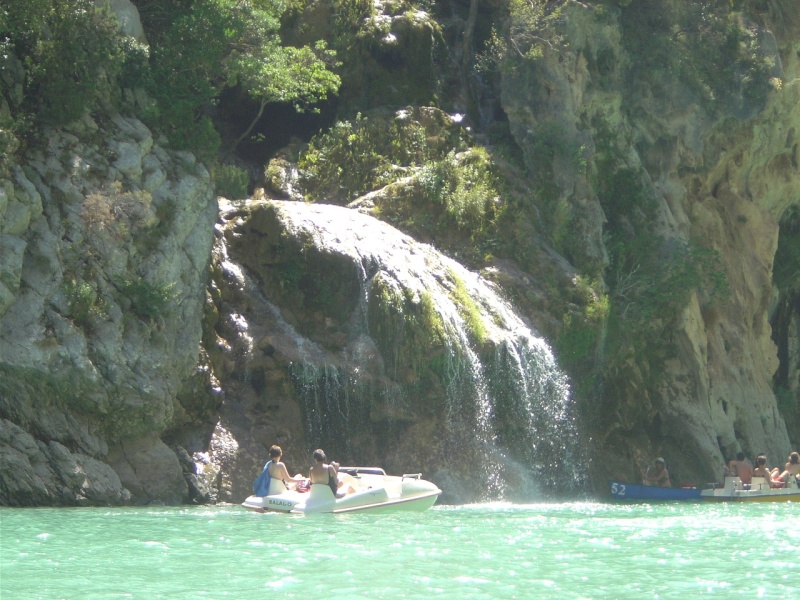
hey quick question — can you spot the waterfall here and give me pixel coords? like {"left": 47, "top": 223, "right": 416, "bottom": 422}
{"left": 214, "top": 200, "right": 586, "bottom": 501}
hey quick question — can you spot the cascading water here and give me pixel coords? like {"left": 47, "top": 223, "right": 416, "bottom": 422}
{"left": 213, "top": 199, "right": 586, "bottom": 502}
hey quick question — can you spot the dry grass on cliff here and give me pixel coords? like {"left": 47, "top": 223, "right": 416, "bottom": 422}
{"left": 82, "top": 182, "right": 154, "bottom": 240}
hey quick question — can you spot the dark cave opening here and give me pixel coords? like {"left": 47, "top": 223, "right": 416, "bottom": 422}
{"left": 216, "top": 87, "right": 338, "bottom": 188}
{"left": 769, "top": 207, "right": 800, "bottom": 447}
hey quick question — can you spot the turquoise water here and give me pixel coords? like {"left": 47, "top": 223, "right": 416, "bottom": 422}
{"left": 1, "top": 502, "right": 798, "bottom": 599}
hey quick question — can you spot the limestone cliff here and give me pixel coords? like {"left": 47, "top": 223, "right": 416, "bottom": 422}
{"left": 0, "top": 113, "right": 217, "bottom": 505}
{"left": 1, "top": 0, "right": 798, "bottom": 506}
{"left": 251, "top": 0, "right": 800, "bottom": 491}
{"left": 497, "top": 0, "right": 799, "bottom": 486}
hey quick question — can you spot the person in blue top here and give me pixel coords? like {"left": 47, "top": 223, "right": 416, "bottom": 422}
{"left": 253, "top": 445, "right": 305, "bottom": 495}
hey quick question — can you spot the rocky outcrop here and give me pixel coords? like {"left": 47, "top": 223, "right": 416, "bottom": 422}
{"left": 2, "top": 0, "right": 798, "bottom": 506}
{"left": 0, "top": 113, "right": 216, "bottom": 505}
{"left": 499, "top": 0, "right": 799, "bottom": 487}
{"left": 203, "top": 199, "right": 582, "bottom": 503}
{"left": 226, "top": 0, "right": 798, "bottom": 497}
{"left": 95, "top": 0, "right": 147, "bottom": 43}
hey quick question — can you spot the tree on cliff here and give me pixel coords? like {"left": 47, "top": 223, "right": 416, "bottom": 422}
{"left": 0, "top": 0, "right": 340, "bottom": 165}
{"left": 140, "top": 0, "right": 340, "bottom": 160}
{"left": 0, "top": 0, "right": 125, "bottom": 127}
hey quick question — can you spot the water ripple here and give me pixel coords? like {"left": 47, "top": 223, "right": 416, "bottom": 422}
{"left": 2, "top": 503, "right": 799, "bottom": 599}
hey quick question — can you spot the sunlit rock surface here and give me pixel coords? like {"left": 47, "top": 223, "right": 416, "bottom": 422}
{"left": 2, "top": 0, "right": 799, "bottom": 506}
{"left": 0, "top": 114, "right": 216, "bottom": 505}
{"left": 499, "top": 1, "right": 798, "bottom": 486}
{"left": 205, "top": 199, "right": 585, "bottom": 503}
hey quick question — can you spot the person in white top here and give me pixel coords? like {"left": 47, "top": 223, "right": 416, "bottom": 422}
{"left": 266, "top": 445, "right": 306, "bottom": 490}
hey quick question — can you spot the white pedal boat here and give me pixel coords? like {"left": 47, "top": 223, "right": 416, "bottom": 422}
{"left": 242, "top": 467, "right": 442, "bottom": 514}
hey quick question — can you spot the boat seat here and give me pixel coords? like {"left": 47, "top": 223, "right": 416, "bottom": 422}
{"left": 749, "top": 477, "right": 768, "bottom": 490}
{"left": 309, "top": 483, "right": 337, "bottom": 501}
{"left": 268, "top": 478, "right": 289, "bottom": 495}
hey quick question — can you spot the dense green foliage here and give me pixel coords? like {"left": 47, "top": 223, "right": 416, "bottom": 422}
{"left": 0, "top": 0, "right": 126, "bottom": 127}
{"left": 418, "top": 148, "right": 501, "bottom": 232}
{"left": 0, "top": 0, "right": 340, "bottom": 168}
{"left": 622, "top": 0, "right": 775, "bottom": 113}
{"left": 298, "top": 109, "right": 464, "bottom": 202}
{"left": 0, "top": 0, "right": 130, "bottom": 176}
{"left": 284, "top": 0, "right": 373, "bottom": 52}
{"left": 212, "top": 164, "right": 250, "bottom": 199}
{"left": 140, "top": 0, "right": 340, "bottom": 161}
{"left": 773, "top": 208, "right": 800, "bottom": 293}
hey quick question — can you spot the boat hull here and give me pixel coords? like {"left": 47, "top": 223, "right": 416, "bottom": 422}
{"left": 242, "top": 468, "right": 442, "bottom": 515}
{"left": 701, "top": 493, "right": 800, "bottom": 503}
{"left": 327, "top": 490, "right": 440, "bottom": 514}
{"left": 609, "top": 481, "right": 701, "bottom": 501}
{"left": 700, "top": 476, "right": 800, "bottom": 502}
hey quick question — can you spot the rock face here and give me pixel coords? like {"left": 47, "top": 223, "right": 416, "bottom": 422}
{"left": 499, "top": 0, "right": 799, "bottom": 486}
{"left": 0, "top": 113, "right": 216, "bottom": 505}
{"left": 1, "top": 0, "right": 798, "bottom": 506}
{"left": 94, "top": 0, "right": 147, "bottom": 43}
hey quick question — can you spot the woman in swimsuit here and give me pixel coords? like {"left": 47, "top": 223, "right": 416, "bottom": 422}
{"left": 309, "top": 449, "right": 344, "bottom": 497}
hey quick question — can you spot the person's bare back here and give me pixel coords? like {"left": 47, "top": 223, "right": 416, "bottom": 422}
{"left": 728, "top": 452, "right": 753, "bottom": 484}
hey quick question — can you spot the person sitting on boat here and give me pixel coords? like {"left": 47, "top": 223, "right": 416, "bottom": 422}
{"left": 777, "top": 451, "right": 800, "bottom": 484}
{"left": 265, "top": 445, "right": 307, "bottom": 490}
{"left": 726, "top": 452, "right": 753, "bottom": 485}
{"left": 643, "top": 457, "right": 671, "bottom": 487}
{"left": 309, "top": 449, "right": 349, "bottom": 498}
{"left": 752, "top": 454, "right": 775, "bottom": 485}
{"left": 755, "top": 453, "right": 782, "bottom": 481}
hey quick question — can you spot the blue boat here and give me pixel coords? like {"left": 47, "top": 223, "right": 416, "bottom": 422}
{"left": 609, "top": 480, "right": 702, "bottom": 501}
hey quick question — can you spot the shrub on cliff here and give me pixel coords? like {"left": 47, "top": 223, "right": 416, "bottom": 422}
{"left": 298, "top": 107, "right": 492, "bottom": 211}
{"left": 619, "top": 0, "right": 775, "bottom": 115}
{"left": 0, "top": 0, "right": 126, "bottom": 130}
{"left": 774, "top": 208, "right": 800, "bottom": 294}
{"left": 143, "top": 0, "right": 340, "bottom": 162}
{"left": 298, "top": 108, "right": 464, "bottom": 202}
{"left": 418, "top": 148, "right": 502, "bottom": 233}
{"left": 0, "top": 0, "right": 340, "bottom": 167}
